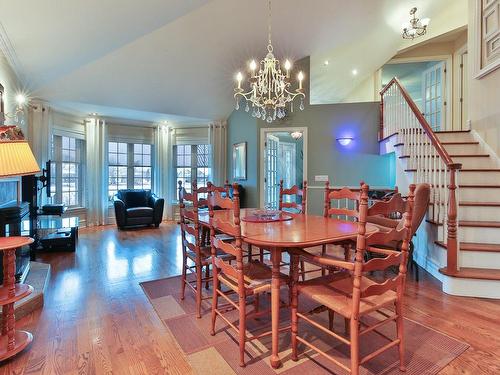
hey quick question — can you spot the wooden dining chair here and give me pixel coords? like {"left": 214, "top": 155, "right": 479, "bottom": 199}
{"left": 278, "top": 179, "right": 310, "bottom": 280}
{"left": 279, "top": 179, "right": 307, "bottom": 213}
{"left": 322, "top": 181, "right": 361, "bottom": 272}
{"left": 290, "top": 183, "right": 415, "bottom": 375}
{"left": 208, "top": 185, "right": 289, "bottom": 367}
{"left": 179, "top": 180, "right": 216, "bottom": 318}
{"left": 366, "top": 183, "right": 430, "bottom": 281}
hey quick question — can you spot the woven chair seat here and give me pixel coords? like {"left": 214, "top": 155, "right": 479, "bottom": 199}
{"left": 298, "top": 274, "right": 397, "bottom": 318}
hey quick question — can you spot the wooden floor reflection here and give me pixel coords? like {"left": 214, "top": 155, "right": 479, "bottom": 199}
{"left": 0, "top": 222, "right": 499, "bottom": 374}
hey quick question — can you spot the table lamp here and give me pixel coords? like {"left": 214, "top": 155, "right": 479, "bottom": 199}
{"left": 0, "top": 126, "right": 40, "bottom": 202}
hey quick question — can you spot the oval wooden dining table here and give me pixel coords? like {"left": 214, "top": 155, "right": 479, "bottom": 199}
{"left": 198, "top": 208, "right": 379, "bottom": 369}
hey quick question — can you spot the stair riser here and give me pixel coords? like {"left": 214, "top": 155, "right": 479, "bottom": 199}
{"left": 459, "top": 188, "right": 500, "bottom": 202}
{"left": 457, "top": 172, "right": 500, "bottom": 184}
{"left": 399, "top": 156, "right": 495, "bottom": 169}
{"left": 438, "top": 226, "right": 500, "bottom": 244}
{"left": 442, "top": 144, "right": 482, "bottom": 154}
{"left": 429, "top": 205, "right": 500, "bottom": 222}
{"left": 460, "top": 251, "right": 500, "bottom": 270}
{"left": 458, "top": 206, "right": 500, "bottom": 221}
{"left": 436, "top": 132, "right": 475, "bottom": 143}
{"left": 453, "top": 157, "right": 496, "bottom": 168}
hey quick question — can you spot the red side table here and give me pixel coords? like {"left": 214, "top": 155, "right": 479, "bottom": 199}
{"left": 0, "top": 236, "right": 34, "bottom": 361}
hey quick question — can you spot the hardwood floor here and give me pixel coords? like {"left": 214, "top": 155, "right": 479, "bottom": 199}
{"left": 0, "top": 222, "right": 499, "bottom": 374}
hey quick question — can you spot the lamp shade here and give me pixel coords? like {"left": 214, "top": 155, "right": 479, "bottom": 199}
{"left": 0, "top": 140, "right": 40, "bottom": 178}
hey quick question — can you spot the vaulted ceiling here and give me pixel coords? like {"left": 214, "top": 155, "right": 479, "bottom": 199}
{"left": 0, "top": 0, "right": 467, "bottom": 124}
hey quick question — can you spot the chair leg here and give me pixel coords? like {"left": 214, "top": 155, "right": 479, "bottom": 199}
{"left": 247, "top": 244, "right": 252, "bottom": 262}
{"left": 328, "top": 310, "right": 334, "bottom": 331}
{"left": 254, "top": 293, "right": 260, "bottom": 315}
{"left": 344, "top": 318, "right": 349, "bottom": 335}
{"left": 395, "top": 300, "right": 406, "bottom": 371}
{"left": 410, "top": 242, "right": 419, "bottom": 282}
{"left": 180, "top": 254, "right": 187, "bottom": 300}
{"left": 205, "top": 264, "right": 210, "bottom": 290}
{"left": 350, "top": 318, "right": 360, "bottom": 375}
{"left": 259, "top": 248, "right": 264, "bottom": 263}
{"left": 344, "top": 244, "right": 351, "bottom": 261}
{"left": 321, "top": 244, "right": 327, "bottom": 276}
{"left": 300, "top": 260, "right": 306, "bottom": 281}
{"left": 238, "top": 293, "right": 247, "bottom": 367}
{"left": 291, "top": 277, "right": 299, "bottom": 361}
{"left": 210, "top": 268, "right": 219, "bottom": 336}
{"left": 195, "top": 261, "right": 202, "bottom": 319}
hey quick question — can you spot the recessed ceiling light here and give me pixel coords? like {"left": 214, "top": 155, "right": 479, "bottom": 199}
{"left": 324, "top": 60, "right": 329, "bottom": 66}
{"left": 352, "top": 69, "right": 358, "bottom": 76}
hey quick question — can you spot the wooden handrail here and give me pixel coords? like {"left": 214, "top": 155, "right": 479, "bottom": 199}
{"left": 380, "top": 78, "right": 462, "bottom": 171}
{"left": 381, "top": 77, "right": 461, "bottom": 275}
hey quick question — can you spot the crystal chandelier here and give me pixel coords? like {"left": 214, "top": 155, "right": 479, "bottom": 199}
{"left": 233, "top": 0, "right": 305, "bottom": 123}
{"left": 402, "top": 7, "right": 430, "bottom": 40}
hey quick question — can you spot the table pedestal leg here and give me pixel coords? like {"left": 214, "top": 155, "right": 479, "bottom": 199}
{"left": 270, "top": 248, "right": 282, "bottom": 369}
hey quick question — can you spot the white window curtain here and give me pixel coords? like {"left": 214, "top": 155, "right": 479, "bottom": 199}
{"left": 27, "top": 102, "right": 52, "bottom": 206}
{"left": 208, "top": 121, "right": 227, "bottom": 185}
{"left": 154, "top": 124, "right": 175, "bottom": 219}
{"left": 86, "top": 117, "right": 108, "bottom": 226}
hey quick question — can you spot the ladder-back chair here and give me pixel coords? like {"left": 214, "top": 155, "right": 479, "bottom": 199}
{"left": 279, "top": 179, "right": 307, "bottom": 213}
{"left": 208, "top": 185, "right": 289, "bottom": 367}
{"left": 290, "top": 184, "right": 415, "bottom": 375}
{"left": 322, "top": 181, "right": 361, "bottom": 272}
{"left": 179, "top": 180, "right": 215, "bottom": 318}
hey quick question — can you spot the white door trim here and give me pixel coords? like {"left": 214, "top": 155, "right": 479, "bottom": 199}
{"left": 259, "top": 127, "right": 308, "bottom": 209}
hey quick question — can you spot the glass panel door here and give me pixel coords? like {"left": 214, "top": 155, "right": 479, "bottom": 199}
{"left": 264, "top": 134, "right": 279, "bottom": 209}
{"left": 422, "top": 62, "right": 445, "bottom": 131}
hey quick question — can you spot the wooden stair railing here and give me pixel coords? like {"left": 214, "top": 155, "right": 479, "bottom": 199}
{"left": 380, "top": 77, "right": 462, "bottom": 275}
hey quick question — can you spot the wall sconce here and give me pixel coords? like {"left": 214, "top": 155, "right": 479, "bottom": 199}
{"left": 290, "top": 131, "right": 303, "bottom": 140}
{"left": 336, "top": 137, "right": 354, "bottom": 146}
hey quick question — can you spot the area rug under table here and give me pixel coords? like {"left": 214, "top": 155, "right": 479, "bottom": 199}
{"left": 140, "top": 276, "right": 468, "bottom": 375}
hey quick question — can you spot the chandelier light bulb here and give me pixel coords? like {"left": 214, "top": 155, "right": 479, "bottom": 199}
{"left": 421, "top": 18, "right": 430, "bottom": 27}
{"left": 249, "top": 60, "right": 257, "bottom": 71}
{"left": 236, "top": 72, "right": 243, "bottom": 89}
{"left": 284, "top": 59, "right": 291, "bottom": 71}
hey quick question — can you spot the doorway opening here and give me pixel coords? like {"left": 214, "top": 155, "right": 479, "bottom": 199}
{"left": 259, "top": 127, "right": 307, "bottom": 209}
{"left": 381, "top": 59, "right": 450, "bottom": 131}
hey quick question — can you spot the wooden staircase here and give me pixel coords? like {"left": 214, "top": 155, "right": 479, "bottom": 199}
{"left": 379, "top": 78, "right": 500, "bottom": 298}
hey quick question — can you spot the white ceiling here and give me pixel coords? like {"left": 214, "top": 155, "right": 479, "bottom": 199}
{"left": 0, "top": 0, "right": 467, "bottom": 124}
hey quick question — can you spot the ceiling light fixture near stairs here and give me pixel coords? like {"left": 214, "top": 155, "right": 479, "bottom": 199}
{"left": 402, "top": 7, "right": 430, "bottom": 40}
{"left": 233, "top": 0, "right": 305, "bottom": 123}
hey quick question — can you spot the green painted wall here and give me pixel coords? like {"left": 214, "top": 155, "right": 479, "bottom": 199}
{"left": 227, "top": 57, "right": 395, "bottom": 213}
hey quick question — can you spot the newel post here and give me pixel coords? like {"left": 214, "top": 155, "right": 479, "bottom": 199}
{"left": 446, "top": 167, "right": 459, "bottom": 274}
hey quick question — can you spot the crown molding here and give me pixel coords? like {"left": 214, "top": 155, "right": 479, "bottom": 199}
{"left": 0, "top": 21, "right": 27, "bottom": 85}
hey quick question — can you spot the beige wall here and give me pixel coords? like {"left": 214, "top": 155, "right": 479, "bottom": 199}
{"left": 468, "top": 0, "right": 500, "bottom": 156}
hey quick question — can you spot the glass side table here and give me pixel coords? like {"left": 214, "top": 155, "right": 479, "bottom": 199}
{"left": 36, "top": 215, "right": 79, "bottom": 252}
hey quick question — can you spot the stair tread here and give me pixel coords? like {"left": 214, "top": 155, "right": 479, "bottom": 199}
{"left": 436, "top": 241, "right": 500, "bottom": 252}
{"left": 427, "top": 219, "right": 500, "bottom": 228}
{"left": 439, "top": 267, "right": 500, "bottom": 280}
{"left": 429, "top": 201, "right": 500, "bottom": 207}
